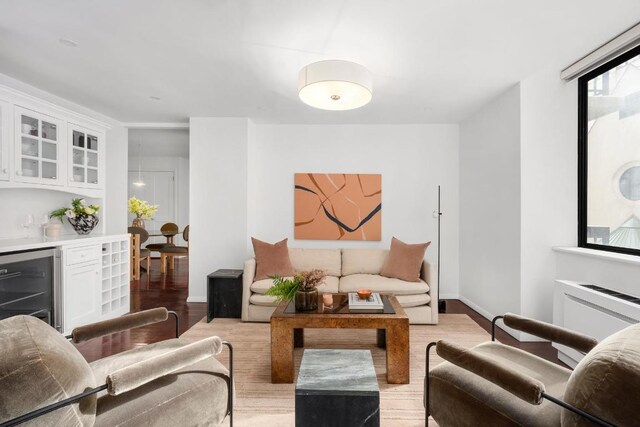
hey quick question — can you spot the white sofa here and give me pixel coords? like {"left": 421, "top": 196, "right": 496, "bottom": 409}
{"left": 241, "top": 248, "right": 438, "bottom": 324}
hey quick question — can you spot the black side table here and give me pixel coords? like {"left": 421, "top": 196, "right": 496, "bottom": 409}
{"left": 207, "top": 269, "right": 243, "bottom": 322}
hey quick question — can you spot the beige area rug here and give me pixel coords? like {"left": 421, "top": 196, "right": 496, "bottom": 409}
{"left": 181, "top": 314, "right": 490, "bottom": 427}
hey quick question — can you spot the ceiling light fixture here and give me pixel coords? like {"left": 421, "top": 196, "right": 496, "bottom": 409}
{"left": 59, "top": 38, "right": 79, "bottom": 48}
{"left": 133, "top": 142, "right": 146, "bottom": 187}
{"left": 298, "top": 60, "right": 372, "bottom": 111}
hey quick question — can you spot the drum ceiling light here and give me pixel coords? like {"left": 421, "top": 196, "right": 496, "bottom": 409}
{"left": 298, "top": 60, "right": 372, "bottom": 111}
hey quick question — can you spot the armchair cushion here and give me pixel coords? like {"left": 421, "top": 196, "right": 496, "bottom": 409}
{"left": 428, "top": 341, "right": 571, "bottom": 427}
{"left": 0, "top": 316, "right": 97, "bottom": 426}
{"left": 91, "top": 338, "right": 230, "bottom": 427}
{"left": 562, "top": 323, "right": 640, "bottom": 427}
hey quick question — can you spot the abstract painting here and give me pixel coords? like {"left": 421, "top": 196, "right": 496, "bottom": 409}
{"left": 294, "top": 173, "right": 382, "bottom": 240}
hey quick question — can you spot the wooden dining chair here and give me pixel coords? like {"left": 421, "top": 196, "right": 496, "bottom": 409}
{"left": 146, "top": 222, "right": 179, "bottom": 256}
{"left": 159, "top": 225, "right": 189, "bottom": 274}
{"left": 128, "top": 226, "right": 151, "bottom": 280}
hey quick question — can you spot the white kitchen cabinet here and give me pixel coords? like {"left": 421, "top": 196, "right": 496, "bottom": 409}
{"left": 63, "top": 244, "right": 102, "bottom": 333}
{"left": 14, "top": 106, "right": 65, "bottom": 186}
{"left": 0, "top": 99, "right": 10, "bottom": 181}
{"left": 68, "top": 123, "right": 105, "bottom": 189}
{"left": 99, "top": 238, "right": 130, "bottom": 318}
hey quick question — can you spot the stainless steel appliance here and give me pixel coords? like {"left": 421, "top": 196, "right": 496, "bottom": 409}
{"left": 0, "top": 248, "right": 60, "bottom": 331}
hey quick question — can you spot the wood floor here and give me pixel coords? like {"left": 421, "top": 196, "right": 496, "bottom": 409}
{"left": 75, "top": 258, "right": 562, "bottom": 366}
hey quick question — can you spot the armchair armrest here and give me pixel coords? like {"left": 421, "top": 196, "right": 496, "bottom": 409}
{"left": 435, "top": 340, "right": 545, "bottom": 404}
{"left": 106, "top": 336, "right": 223, "bottom": 395}
{"left": 499, "top": 313, "right": 598, "bottom": 354}
{"left": 70, "top": 307, "right": 177, "bottom": 343}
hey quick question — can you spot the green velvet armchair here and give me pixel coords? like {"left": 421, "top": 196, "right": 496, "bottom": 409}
{"left": 425, "top": 313, "right": 640, "bottom": 427}
{"left": 0, "top": 308, "right": 233, "bottom": 427}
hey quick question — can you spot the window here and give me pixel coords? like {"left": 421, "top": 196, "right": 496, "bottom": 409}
{"left": 579, "top": 44, "right": 640, "bottom": 255}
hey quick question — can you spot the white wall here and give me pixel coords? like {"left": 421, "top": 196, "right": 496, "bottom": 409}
{"left": 459, "top": 84, "right": 522, "bottom": 325}
{"left": 189, "top": 117, "right": 248, "bottom": 302}
{"left": 105, "top": 126, "right": 128, "bottom": 235}
{"left": 247, "top": 124, "right": 460, "bottom": 297}
{"left": 520, "top": 65, "right": 577, "bottom": 323}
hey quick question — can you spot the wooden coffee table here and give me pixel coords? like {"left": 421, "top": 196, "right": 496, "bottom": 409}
{"left": 270, "top": 293, "right": 410, "bottom": 384}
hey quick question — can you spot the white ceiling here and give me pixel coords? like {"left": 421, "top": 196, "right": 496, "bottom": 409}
{"left": 128, "top": 129, "right": 189, "bottom": 158}
{"left": 0, "top": 1, "right": 639, "bottom": 124}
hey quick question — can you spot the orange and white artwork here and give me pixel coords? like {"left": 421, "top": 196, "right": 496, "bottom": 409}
{"left": 294, "top": 173, "right": 382, "bottom": 241}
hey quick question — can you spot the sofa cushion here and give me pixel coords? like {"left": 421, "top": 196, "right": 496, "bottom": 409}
{"left": 381, "top": 237, "right": 430, "bottom": 282}
{"left": 396, "top": 293, "right": 431, "bottom": 308}
{"left": 251, "top": 276, "right": 340, "bottom": 294}
{"left": 252, "top": 237, "right": 295, "bottom": 280}
{"left": 249, "top": 294, "right": 279, "bottom": 307}
{"left": 339, "top": 274, "right": 429, "bottom": 295}
{"left": 0, "top": 315, "right": 97, "bottom": 427}
{"left": 341, "top": 249, "right": 388, "bottom": 276}
{"left": 289, "top": 248, "right": 342, "bottom": 276}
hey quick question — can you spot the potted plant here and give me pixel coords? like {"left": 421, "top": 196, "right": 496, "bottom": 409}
{"left": 128, "top": 197, "right": 159, "bottom": 229}
{"left": 50, "top": 198, "right": 100, "bottom": 235}
{"left": 266, "top": 269, "right": 326, "bottom": 312}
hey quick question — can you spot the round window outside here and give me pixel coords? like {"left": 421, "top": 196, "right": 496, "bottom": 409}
{"left": 619, "top": 166, "right": 640, "bottom": 201}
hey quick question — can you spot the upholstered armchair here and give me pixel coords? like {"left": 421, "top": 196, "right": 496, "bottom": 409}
{"left": 0, "top": 308, "right": 233, "bottom": 427}
{"left": 425, "top": 313, "right": 640, "bottom": 427}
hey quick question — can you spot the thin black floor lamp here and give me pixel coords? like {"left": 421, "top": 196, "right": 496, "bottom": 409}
{"left": 435, "top": 185, "right": 447, "bottom": 313}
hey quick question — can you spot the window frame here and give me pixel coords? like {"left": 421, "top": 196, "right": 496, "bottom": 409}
{"left": 578, "top": 43, "right": 640, "bottom": 256}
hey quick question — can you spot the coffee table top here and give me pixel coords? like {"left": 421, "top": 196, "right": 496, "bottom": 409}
{"left": 272, "top": 293, "right": 407, "bottom": 320}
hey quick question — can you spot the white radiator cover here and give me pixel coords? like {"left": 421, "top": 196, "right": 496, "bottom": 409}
{"left": 553, "top": 280, "right": 640, "bottom": 367}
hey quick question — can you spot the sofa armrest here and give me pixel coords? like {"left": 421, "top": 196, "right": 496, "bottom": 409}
{"left": 435, "top": 340, "right": 545, "bottom": 405}
{"left": 421, "top": 259, "right": 438, "bottom": 324}
{"left": 241, "top": 258, "right": 256, "bottom": 321}
{"left": 106, "top": 336, "right": 224, "bottom": 396}
{"left": 70, "top": 308, "right": 173, "bottom": 343}
{"left": 501, "top": 313, "right": 598, "bottom": 354}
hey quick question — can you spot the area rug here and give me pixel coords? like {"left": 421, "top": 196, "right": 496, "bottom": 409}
{"left": 181, "top": 314, "right": 490, "bottom": 427}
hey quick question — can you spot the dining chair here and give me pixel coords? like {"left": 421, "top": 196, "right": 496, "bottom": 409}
{"left": 146, "top": 222, "right": 179, "bottom": 255}
{"left": 159, "top": 225, "right": 189, "bottom": 274}
{"left": 128, "top": 226, "right": 151, "bottom": 280}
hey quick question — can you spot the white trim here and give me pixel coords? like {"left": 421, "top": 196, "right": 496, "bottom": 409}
{"left": 553, "top": 246, "right": 640, "bottom": 266}
{"left": 124, "top": 122, "right": 189, "bottom": 130}
{"left": 186, "top": 295, "right": 206, "bottom": 303}
{"left": 457, "top": 294, "right": 523, "bottom": 341}
{"left": 560, "top": 22, "right": 640, "bottom": 81}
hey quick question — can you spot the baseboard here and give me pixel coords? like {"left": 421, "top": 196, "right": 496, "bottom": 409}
{"left": 186, "top": 296, "right": 207, "bottom": 303}
{"left": 457, "top": 295, "right": 523, "bottom": 341}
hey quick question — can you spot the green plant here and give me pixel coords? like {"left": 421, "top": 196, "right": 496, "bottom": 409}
{"left": 50, "top": 198, "right": 100, "bottom": 223}
{"left": 265, "top": 269, "right": 326, "bottom": 302}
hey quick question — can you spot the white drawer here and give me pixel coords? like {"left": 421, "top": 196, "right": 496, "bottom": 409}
{"left": 64, "top": 244, "right": 101, "bottom": 266}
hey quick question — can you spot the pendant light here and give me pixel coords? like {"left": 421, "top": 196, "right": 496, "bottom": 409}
{"left": 298, "top": 60, "right": 373, "bottom": 110}
{"left": 133, "top": 142, "right": 146, "bottom": 187}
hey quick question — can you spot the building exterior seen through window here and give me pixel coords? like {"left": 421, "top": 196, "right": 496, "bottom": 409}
{"left": 580, "top": 45, "right": 640, "bottom": 254}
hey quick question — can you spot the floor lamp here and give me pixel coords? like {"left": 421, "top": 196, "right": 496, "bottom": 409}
{"left": 434, "top": 185, "right": 447, "bottom": 313}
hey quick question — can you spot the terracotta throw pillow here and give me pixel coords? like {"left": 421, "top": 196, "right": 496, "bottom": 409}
{"left": 380, "top": 237, "right": 430, "bottom": 282}
{"left": 252, "top": 237, "right": 295, "bottom": 280}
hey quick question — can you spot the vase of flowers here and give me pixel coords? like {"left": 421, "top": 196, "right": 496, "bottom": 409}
{"left": 266, "top": 269, "right": 326, "bottom": 312}
{"left": 128, "top": 197, "right": 159, "bottom": 229}
{"left": 50, "top": 198, "right": 100, "bottom": 235}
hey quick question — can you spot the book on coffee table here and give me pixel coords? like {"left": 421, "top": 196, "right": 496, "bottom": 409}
{"left": 348, "top": 292, "right": 384, "bottom": 312}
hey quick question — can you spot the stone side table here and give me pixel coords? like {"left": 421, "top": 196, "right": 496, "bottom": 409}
{"left": 295, "top": 349, "right": 380, "bottom": 427}
{"left": 207, "top": 269, "right": 243, "bottom": 322}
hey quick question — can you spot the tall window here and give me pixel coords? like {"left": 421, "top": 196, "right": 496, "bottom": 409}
{"left": 579, "top": 44, "right": 640, "bottom": 255}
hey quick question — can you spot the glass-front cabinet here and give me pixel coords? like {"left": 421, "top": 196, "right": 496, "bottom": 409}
{"left": 0, "top": 99, "right": 9, "bottom": 181}
{"left": 68, "top": 124, "right": 104, "bottom": 189}
{"left": 14, "top": 106, "right": 64, "bottom": 185}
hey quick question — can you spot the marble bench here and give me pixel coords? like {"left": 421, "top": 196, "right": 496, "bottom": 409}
{"left": 295, "top": 349, "right": 380, "bottom": 427}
